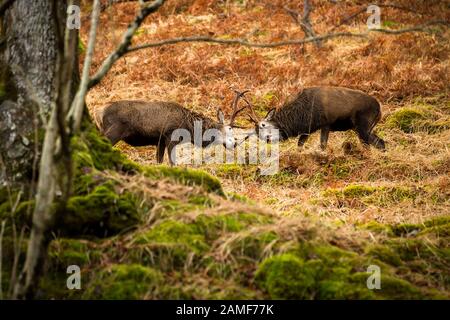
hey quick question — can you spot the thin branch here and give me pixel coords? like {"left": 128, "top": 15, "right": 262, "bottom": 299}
{"left": 88, "top": 0, "right": 165, "bottom": 89}
{"left": 68, "top": 0, "right": 101, "bottom": 132}
{"left": 127, "top": 20, "right": 449, "bottom": 53}
{"left": 128, "top": 32, "right": 367, "bottom": 52}
{"left": 0, "top": 0, "right": 15, "bottom": 16}
{"left": 284, "top": 0, "right": 321, "bottom": 47}
{"left": 331, "top": 3, "right": 426, "bottom": 31}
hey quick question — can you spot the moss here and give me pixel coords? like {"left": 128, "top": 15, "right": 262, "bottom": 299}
{"left": 144, "top": 165, "right": 224, "bottom": 195}
{"left": 72, "top": 122, "right": 141, "bottom": 174}
{"left": 385, "top": 106, "right": 450, "bottom": 134}
{"left": 82, "top": 264, "right": 162, "bottom": 299}
{"left": 256, "top": 243, "right": 441, "bottom": 299}
{"left": 385, "top": 108, "right": 426, "bottom": 133}
{"left": 365, "top": 244, "right": 403, "bottom": 267}
{"left": 255, "top": 254, "right": 316, "bottom": 299}
{"left": 229, "top": 231, "right": 279, "bottom": 260}
{"left": 323, "top": 184, "right": 417, "bottom": 207}
{"left": 131, "top": 220, "right": 209, "bottom": 269}
{"left": 61, "top": 184, "right": 141, "bottom": 237}
{"left": 192, "top": 212, "right": 272, "bottom": 241}
{"left": 188, "top": 195, "right": 214, "bottom": 207}
{"left": 48, "top": 239, "right": 100, "bottom": 270}
{"left": 358, "top": 221, "right": 394, "bottom": 236}
{"left": 350, "top": 273, "right": 430, "bottom": 299}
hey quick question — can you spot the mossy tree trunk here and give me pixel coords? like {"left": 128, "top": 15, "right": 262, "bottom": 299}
{"left": 0, "top": 0, "right": 79, "bottom": 187}
{"left": 0, "top": 0, "right": 81, "bottom": 299}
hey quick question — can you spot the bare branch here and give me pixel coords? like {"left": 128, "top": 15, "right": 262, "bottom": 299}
{"left": 330, "top": 3, "right": 427, "bottom": 31}
{"left": 284, "top": 0, "right": 321, "bottom": 47}
{"left": 68, "top": 0, "right": 101, "bottom": 132}
{"left": 127, "top": 20, "right": 448, "bottom": 53}
{"left": 128, "top": 32, "right": 367, "bottom": 52}
{"left": 88, "top": 0, "right": 165, "bottom": 89}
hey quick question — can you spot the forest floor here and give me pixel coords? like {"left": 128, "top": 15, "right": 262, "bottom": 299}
{"left": 39, "top": 0, "right": 449, "bottom": 299}
{"left": 86, "top": 0, "right": 449, "bottom": 226}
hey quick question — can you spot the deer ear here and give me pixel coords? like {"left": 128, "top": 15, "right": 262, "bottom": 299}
{"left": 265, "top": 108, "right": 276, "bottom": 121}
{"left": 217, "top": 109, "right": 225, "bottom": 124}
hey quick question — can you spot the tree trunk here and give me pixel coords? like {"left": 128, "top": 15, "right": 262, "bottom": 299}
{"left": 0, "top": 0, "right": 78, "bottom": 186}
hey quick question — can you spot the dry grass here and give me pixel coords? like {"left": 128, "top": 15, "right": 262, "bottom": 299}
{"left": 83, "top": 0, "right": 450, "bottom": 225}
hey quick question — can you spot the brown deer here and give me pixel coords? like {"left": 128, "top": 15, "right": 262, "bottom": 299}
{"left": 95, "top": 91, "right": 249, "bottom": 165}
{"left": 245, "top": 86, "right": 385, "bottom": 150}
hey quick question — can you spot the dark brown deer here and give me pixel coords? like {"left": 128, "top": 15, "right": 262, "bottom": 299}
{"left": 246, "top": 86, "right": 385, "bottom": 150}
{"left": 95, "top": 91, "right": 249, "bottom": 165}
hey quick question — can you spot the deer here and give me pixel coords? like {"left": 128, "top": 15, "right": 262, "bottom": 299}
{"left": 95, "top": 91, "right": 249, "bottom": 165}
{"left": 244, "top": 86, "right": 386, "bottom": 150}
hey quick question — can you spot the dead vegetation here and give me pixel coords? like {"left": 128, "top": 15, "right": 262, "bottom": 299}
{"left": 61, "top": 0, "right": 450, "bottom": 299}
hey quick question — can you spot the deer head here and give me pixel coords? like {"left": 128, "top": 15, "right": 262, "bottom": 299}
{"left": 244, "top": 96, "right": 278, "bottom": 142}
{"left": 214, "top": 89, "right": 250, "bottom": 149}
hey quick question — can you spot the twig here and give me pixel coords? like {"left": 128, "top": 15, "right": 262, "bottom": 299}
{"left": 88, "top": 0, "right": 165, "bottom": 89}
{"left": 331, "top": 3, "right": 426, "bottom": 31}
{"left": 284, "top": 0, "right": 321, "bottom": 47}
{"left": 128, "top": 32, "right": 367, "bottom": 52}
{"left": 127, "top": 20, "right": 449, "bottom": 53}
{"left": 68, "top": 0, "right": 101, "bottom": 132}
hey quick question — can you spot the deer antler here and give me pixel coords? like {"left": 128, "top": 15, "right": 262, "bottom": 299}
{"left": 240, "top": 95, "right": 260, "bottom": 125}
{"left": 229, "top": 89, "right": 250, "bottom": 126}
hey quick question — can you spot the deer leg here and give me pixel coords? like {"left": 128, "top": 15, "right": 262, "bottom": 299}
{"left": 156, "top": 139, "right": 166, "bottom": 164}
{"left": 298, "top": 134, "right": 309, "bottom": 147}
{"left": 167, "top": 141, "right": 178, "bottom": 166}
{"left": 320, "top": 126, "right": 330, "bottom": 150}
{"left": 369, "top": 133, "right": 386, "bottom": 150}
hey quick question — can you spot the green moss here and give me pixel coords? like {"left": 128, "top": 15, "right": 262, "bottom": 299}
{"left": 350, "top": 273, "right": 430, "bottom": 299}
{"left": 72, "top": 121, "right": 140, "bottom": 174}
{"left": 229, "top": 231, "right": 279, "bottom": 260}
{"left": 365, "top": 244, "right": 403, "bottom": 267}
{"left": 131, "top": 220, "right": 209, "bottom": 269}
{"left": 323, "top": 184, "right": 417, "bottom": 207}
{"left": 255, "top": 254, "right": 316, "bottom": 299}
{"left": 62, "top": 184, "right": 141, "bottom": 237}
{"left": 48, "top": 239, "right": 100, "bottom": 270}
{"left": 144, "top": 165, "right": 224, "bottom": 195}
{"left": 134, "top": 220, "right": 208, "bottom": 252}
{"left": 358, "top": 221, "right": 394, "bottom": 236}
{"left": 385, "top": 108, "right": 426, "bottom": 133}
{"left": 188, "top": 195, "right": 214, "bottom": 207}
{"left": 82, "top": 264, "right": 162, "bottom": 299}
{"left": 193, "top": 212, "right": 272, "bottom": 241}
{"left": 385, "top": 106, "right": 450, "bottom": 134}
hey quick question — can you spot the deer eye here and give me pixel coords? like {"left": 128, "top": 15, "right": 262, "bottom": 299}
{"left": 261, "top": 123, "right": 266, "bottom": 128}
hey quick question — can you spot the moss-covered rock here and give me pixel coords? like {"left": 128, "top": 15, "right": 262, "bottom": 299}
{"left": 82, "top": 264, "right": 163, "bottom": 299}
{"left": 144, "top": 165, "right": 224, "bottom": 195}
{"left": 48, "top": 239, "right": 101, "bottom": 270}
{"left": 385, "top": 106, "right": 450, "bottom": 134}
{"left": 255, "top": 254, "right": 317, "bottom": 299}
{"left": 61, "top": 183, "right": 142, "bottom": 237}
{"left": 385, "top": 108, "right": 427, "bottom": 133}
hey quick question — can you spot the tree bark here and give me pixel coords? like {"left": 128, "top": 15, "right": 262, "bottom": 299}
{"left": 0, "top": 0, "right": 78, "bottom": 186}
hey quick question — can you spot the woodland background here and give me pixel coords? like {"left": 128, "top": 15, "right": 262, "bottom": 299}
{"left": 0, "top": 0, "right": 449, "bottom": 299}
